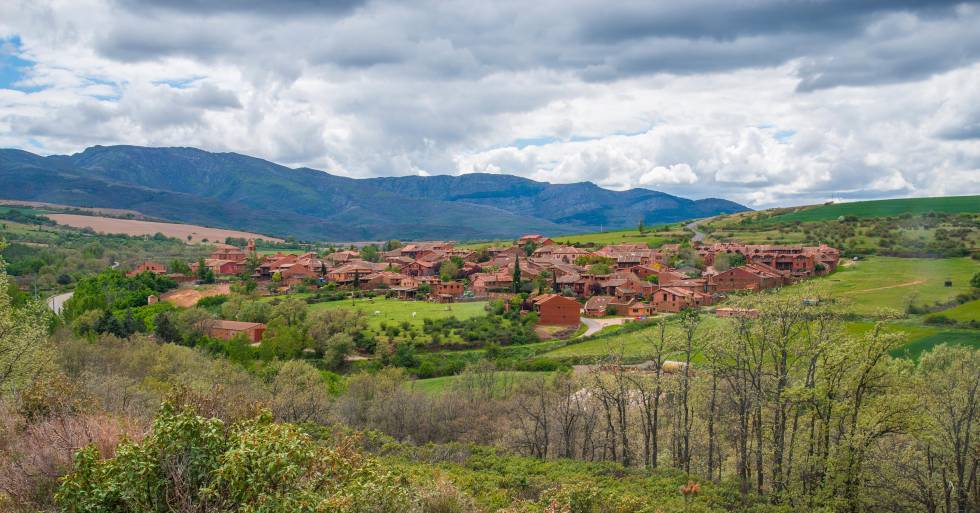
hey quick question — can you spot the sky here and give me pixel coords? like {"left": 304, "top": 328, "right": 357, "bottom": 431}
{"left": 1, "top": 0, "right": 979, "bottom": 208}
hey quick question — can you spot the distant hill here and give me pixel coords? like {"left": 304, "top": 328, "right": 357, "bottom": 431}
{"left": 767, "top": 195, "right": 980, "bottom": 223}
{"left": 0, "top": 145, "right": 748, "bottom": 241}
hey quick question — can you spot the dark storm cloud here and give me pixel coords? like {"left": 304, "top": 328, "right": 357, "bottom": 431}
{"left": 576, "top": 0, "right": 964, "bottom": 43}
{"left": 92, "top": 0, "right": 980, "bottom": 91}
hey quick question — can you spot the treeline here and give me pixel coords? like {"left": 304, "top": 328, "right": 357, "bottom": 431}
{"left": 0, "top": 228, "right": 208, "bottom": 291}
{"left": 341, "top": 288, "right": 980, "bottom": 513}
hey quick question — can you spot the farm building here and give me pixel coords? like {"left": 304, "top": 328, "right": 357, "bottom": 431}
{"left": 207, "top": 320, "right": 266, "bottom": 343}
{"left": 127, "top": 261, "right": 167, "bottom": 277}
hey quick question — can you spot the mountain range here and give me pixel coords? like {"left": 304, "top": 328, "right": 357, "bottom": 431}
{"left": 0, "top": 145, "right": 748, "bottom": 241}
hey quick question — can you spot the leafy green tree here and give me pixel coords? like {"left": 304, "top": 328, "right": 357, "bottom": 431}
{"left": 972, "top": 271, "right": 980, "bottom": 288}
{"left": 589, "top": 262, "right": 611, "bottom": 275}
{"left": 271, "top": 298, "right": 307, "bottom": 327}
{"left": 360, "top": 244, "right": 380, "bottom": 262}
{"left": 392, "top": 342, "right": 419, "bottom": 368}
{"left": 439, "top": 260, "right": 460, "bottom": 281}
{"left": 0, "top": 255, "right": 53, "bottom": 395}
{"left": 153, "top": 311, "right": 181, "bottom": 343}
{"left": 169, "top": 259, "right": 191, "bottom": 275}
{"left": 270, "top": 360, "right": 332, "bottom": 423}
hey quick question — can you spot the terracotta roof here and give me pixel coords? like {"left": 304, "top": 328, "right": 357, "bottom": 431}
{"left": 210, "top": 320, "right": 264, "bottom": 331}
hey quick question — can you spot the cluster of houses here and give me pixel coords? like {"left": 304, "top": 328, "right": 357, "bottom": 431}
{"left": 130, "top": 234, "right": 839, "bottom": 340}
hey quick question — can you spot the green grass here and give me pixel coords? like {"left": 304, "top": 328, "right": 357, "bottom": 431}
{"left": 890, "top": 330, "right": 980, "bottom": 360}
{"left": 308, "top": 297, "right": 489, "bottom": 332}
{"left": 544, "top": 316, "right": 725, "bottom": 359}
{"left": 808, "top": 257, "right": 979, "bottom": 315}
{"left": 938, "top": 299, "right": 980, "bottom": 323}
{"left": 410, "top": 371, "right": 549, "bottom": 394}
{"left": 769, "top": 195, "right": 980, "bottom": 223}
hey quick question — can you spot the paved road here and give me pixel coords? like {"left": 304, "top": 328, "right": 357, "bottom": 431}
{"left": 47, "top": 291, "right": 73, "bottom": 315}
{"left": 685, "top": 216, "right": 714, "bottom": 243}
{"left": 580, "top": 316, "right": 627, "bottom": 337}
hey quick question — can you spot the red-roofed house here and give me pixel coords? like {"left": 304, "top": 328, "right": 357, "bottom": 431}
{"left": 127, "top": 261, "right": 167, "bottom": 277}
{"left": 531, "top": 294, "right": 581, "bottom": 325}
{"left": 207, "top": 320, "right": 266, "bottom": 343}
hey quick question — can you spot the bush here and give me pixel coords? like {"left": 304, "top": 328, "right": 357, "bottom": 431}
{"left": 924, "top": 314, "right": 957, "bottom": 326}
{"left": 55, "top": 401, "right": 420, "bottom": 513}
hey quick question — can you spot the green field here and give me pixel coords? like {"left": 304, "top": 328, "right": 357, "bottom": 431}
{"left": 890, "top": 330, "right": 980, "bottom": 359}
{"left": 549, "top": 228, "right": 675, "bottom": 247}
{"left": 457, "top": 226, "right": 686, "bottom": 249}
{"left": 544, "top": 316, "right": 725, "bottom": 359}
{"left": 769, "top": 195, "right": 980, "bottom": 223}
{"left": 410, "top": 370, "right": 549, "bottom": 394}
{"left": 939, "top": 299, "right": 980, "bottom": 323}
{"left": 307, "top": 297, "right": 489, "bottom": 331}
{"left": 813, "top": 257, "right": 979, "bottom": 315}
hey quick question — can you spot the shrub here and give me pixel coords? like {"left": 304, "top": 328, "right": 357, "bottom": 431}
{"left": 55, "top": 401, "right": 421, "bottom": 513}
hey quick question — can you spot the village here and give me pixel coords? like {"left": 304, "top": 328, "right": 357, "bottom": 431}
{"left": 128, "top": 235, "right": 841, "bottom": 342}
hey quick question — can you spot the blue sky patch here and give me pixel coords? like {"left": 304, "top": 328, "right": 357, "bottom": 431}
{"left": 775, "top": 129, "right": 796, "bottom": 142}
{"left": 0, "top": 35, "right": 36, "bottom": 91}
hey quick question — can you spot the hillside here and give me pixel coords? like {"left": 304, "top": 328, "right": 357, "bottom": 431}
{"left": 0, "top": 145, "right": 748, "bottom": 241}
{"left": 766, "top": 195, "right": 980, "bottom": 223}
{"left": 698, "top": 195, "right": 979, "bottom": 257}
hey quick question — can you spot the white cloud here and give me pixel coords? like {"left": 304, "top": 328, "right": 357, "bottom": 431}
{"left": 1, "top": 0, "right": 979, "bottom": 208}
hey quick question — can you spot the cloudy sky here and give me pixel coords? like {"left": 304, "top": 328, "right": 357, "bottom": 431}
{"left": 2, "top": 0, "right": 979, "bottom": 207}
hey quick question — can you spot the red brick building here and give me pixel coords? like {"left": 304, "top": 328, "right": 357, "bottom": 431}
{"left": 127, "top": 261, "right": 167, "bottom": 277}
{"left": 207, "top": 320, "right": 266, "bottom": 343}
{"left": 650, "top": 287, "right": 713, "bottom": 313}
{"left": 531, "top": 294, "right": 581, "bottom": 325}
{"left": 709, "top": 263, "right": 784, "bottom": 292}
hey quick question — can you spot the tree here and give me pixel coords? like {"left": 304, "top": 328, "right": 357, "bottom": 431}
{"left": 971, "top": 271, "right": 980, "bottom": 289}
{"left": 513, "top": 254, "right": 522, "bottom": 293}
{"left": 439, "top": 260, "right": 459, "bottom": 282}
{"left": 196, "top": 258, "right": 214, "bottom": 284}
{"left": 270, "top": 360, "right": 332, "bottom": 422}
{"left": 590, "top": 262, "right": 611, "bottom": 276}
{"left": 917, "top": 345, "right": 979, "bottom": 513}
{"left": 169, "top": 259, "right": 191, "bottom": 275}
{"left": 534, "top": 270, "right": 552, "bottom": 294}
{"left": 638, "top": 219, "right": 646, "bottom": 234}
{"left": 153, "top": 311, "right": 181, "bottom": 343}
{"left": 360, "top": 244, "right": 380, "bottom": 263}
{"left": 0, "top": 256, "right": 54, "bottom": 395}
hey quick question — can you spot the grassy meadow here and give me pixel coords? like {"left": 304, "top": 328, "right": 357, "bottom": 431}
{"left": 769, "top": 195, "right": 980, "bottom": 223}
{"left": 939, "top": 299, "right": 980, "bottom": 323}
{"left": 410, "top": 370, "right": 547, "bottom": 394}
{"left": 308, "top": 296, "right": 488, "bottom": 330}
{"left": 815, "top": 257, "right": 978, "bottom": 315}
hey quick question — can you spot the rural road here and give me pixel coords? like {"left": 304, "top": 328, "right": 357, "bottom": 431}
{"left": 685, "top": 216, "right": 714, "bottom": 243}
{"left": 47, "top": 291, "right": 73, "bottom": 314}
{"left": 580, "top": 316, "right": 627, "bottom": 337}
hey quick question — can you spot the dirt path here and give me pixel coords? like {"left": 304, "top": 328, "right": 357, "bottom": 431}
{"left": 844, "top": 279, "right": 926, "bottom": 295}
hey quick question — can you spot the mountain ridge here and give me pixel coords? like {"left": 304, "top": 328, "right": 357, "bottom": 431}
{"left": 0, "top": 145, "right": 749, "bottom": 241}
